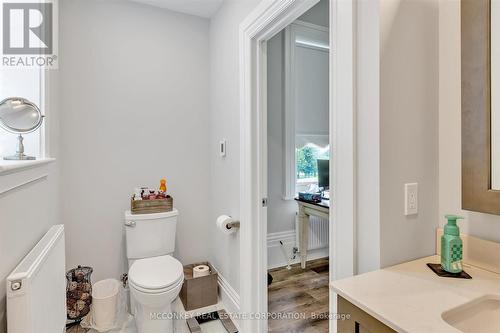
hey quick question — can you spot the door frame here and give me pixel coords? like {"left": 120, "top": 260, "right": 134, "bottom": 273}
{"left": 239, "top": 1, "right": 356, "bottom": 332}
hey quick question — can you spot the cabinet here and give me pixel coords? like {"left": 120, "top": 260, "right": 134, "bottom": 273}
{"left": 338, "top": 296, "right": 397, "bottom": 333}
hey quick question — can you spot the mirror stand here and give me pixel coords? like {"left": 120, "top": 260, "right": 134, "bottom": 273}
{"left": 4, "top": 134, "right": 35, "bottom": 160}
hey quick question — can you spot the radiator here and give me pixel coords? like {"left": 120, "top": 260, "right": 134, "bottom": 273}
{"left": 7, "top": 225, "right": 66, "bottom": 333}
{"left": 296, "top": 215, "right": 329, "bottom": 250}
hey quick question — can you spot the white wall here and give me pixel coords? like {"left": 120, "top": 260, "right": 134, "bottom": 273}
{"left": 208, "top": 0, "right": 262, "bottom": 297}
{"left": 59, "top": 0, "right": 212, "bottom": 282}
{"left": 0, "top": 71, "right": 60, "bottom": 333}
{"left": 379, "top": 0, "right": 439, "bottom": 268}
{"left": 0, "top": 168, "right": 59, "bottom": 333}
{"left": 439, "top": 0, "right": 500, "bottom": 241}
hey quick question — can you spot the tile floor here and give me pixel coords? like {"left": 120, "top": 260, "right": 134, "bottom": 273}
{"left": 68, "top": 259, "right": 328, "bottom": 333}
{"left": 66, "top": 298, "right": 230, "bottom": 333}
{"left": 67, "top": 258, "right": 329, "bottom": 333}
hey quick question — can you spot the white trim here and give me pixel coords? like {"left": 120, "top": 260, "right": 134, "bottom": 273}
{"left": 0, "top": 158, "right": 55, "bottom": 176}
{"left": 216, "top": 269, "right": 240, "bottom": 313}
{"left": 295, "top": 39, "right": 330, "bottom": 52}
{"left": 211, "top": 265, "right": 242, "bottom": 332}
{"left": 283, "top": 25, "right": 296, "bottom": 201}
{"left": 293, "top": 19, "right": 329, "bottom": 33}
{"left": 292, "top": 21, "right": 330, "bottom": 52}
{"left": 329, "top": 0, "right": 356, "bottom": 280}
{"left": 38, "top": 67, "right": 46, "bottom": 159}
{"left": 0, "top": 174, "right": 48, "bottom": 196}
{"left": 267, "top": 230, "right": 328, "bottom": 269}
{"left": 267, "top": 229, "right": 295, "bottom": 243}
{"left": 329, "top": 1, "right": 357, "bottom": 332}
{"left": 240, "top": 1, "right": 322, "bottom": 333}
{"left": 0, "top": 159, "right": 54, "bottom": 195}
{"left": 240, "top": 1, "right": 356, "bottom": 333}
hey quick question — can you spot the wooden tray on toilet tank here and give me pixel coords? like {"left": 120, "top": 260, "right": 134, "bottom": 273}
{"left": 180, "top": 262, "right": 218, "bottom": 311}
{"left": 130, "top": 196, "right": 173, "bottom": 215}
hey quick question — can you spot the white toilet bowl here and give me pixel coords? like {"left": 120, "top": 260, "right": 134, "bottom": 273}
{"left": 128, "top": 255, "right": 184, "bottom": 333}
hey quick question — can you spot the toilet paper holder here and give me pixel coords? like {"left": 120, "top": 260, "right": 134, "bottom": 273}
{"left": 217, "top": 215, "right": 240, "bottom": 234}
{"left": 226, "top": 220, "right": 240, "bottom": 230}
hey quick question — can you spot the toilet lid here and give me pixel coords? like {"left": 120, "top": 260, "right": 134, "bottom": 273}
{"left": 129, "top": 255, "right": 183, "bottom": 290}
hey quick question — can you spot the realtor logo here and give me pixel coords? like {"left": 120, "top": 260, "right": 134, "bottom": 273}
{"left": 1, "top": 1, "right": 58, "bottom": 68}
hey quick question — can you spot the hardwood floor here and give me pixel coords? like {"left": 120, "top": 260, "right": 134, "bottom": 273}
{"left": 268, "top": 258, "right": 329, "bottom": 333}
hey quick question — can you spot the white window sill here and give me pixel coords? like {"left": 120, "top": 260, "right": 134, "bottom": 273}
{"left": 0, "top": 158, "right": 55, "bottom": 176}
{"left": 0, "top": 158, "right": 56, "bottom": 195}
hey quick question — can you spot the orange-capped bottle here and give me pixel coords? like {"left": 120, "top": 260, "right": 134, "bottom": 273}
{"left": 159, "top": 179, "right": 167, "bottom": 194}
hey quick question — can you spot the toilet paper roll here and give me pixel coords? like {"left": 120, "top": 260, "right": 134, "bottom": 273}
{"left": 193, "top": 265, "right": 210, "bottom": 278}
{"left": 217, "top": 215, "right": 236, "bottom": 235}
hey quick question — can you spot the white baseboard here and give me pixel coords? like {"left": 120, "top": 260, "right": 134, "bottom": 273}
{"left": 210, "top": 229, "right": 328, "bottom": 313}
{"left": 211, "top": 266, "right": 240, "bottom": 314}
{"left": 267, "top": 229, "right": 328, "bottom": 269}
{"left": 211, "top": 266, "right": 241, "bottom": 331}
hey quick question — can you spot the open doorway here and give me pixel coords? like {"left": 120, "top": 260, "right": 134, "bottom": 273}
{"left": 239, "top": 0, "right": 355, "bottom": 331}
{"left": 266, "top": 1, "right": 330, "bottom": 332}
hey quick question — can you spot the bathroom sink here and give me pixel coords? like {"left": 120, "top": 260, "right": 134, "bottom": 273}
{"left": 442, "top": 295, "right": 500, "bottom": 332}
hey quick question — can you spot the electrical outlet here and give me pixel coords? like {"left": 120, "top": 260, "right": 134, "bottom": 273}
{"left": 404, "top": 183, "right": 418, "bottom": 216}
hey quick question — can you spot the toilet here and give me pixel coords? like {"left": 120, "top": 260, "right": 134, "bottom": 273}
{"left": 124, "top": 209, "right": 184, "bottom": 333}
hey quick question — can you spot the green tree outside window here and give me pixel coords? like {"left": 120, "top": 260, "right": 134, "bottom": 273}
{"left": 296, "top": 144, "right": 329, "bottom": 180}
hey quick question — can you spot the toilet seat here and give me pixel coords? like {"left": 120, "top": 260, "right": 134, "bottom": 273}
{"left": 129, "top": 255, "right": 183, "bottom": 293}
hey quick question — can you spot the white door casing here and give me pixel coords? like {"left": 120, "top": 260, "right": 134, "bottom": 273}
{"left": 239, "top": 1, "right": 356, "bottom": 332}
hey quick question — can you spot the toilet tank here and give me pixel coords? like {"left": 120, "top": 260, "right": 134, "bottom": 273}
{"left": 124, "top": 209, "right": 179, "bottom": 260}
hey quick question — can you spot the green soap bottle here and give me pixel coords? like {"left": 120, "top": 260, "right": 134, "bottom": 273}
{"left": 441, "top": 215, "right": 464, "bottom": 273}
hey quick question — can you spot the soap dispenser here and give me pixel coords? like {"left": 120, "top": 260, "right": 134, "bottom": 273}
{"left": 441, "top": 215, "right": 464, "bottom": 273}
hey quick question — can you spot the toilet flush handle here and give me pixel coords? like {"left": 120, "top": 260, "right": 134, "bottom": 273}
{"left": 125, "top": 220, "right": 136, "bottom": 227}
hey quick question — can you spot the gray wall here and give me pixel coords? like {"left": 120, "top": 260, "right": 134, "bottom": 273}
{"left": 267, "top": 31, "right": 298, "bottom": 236}
{"left": 208, "top": 0, "right": 263, "bottom": 296}
{"left": 438, "top": 0, "right": 500, "bottom": 241}
{"left": 356, "top": 0, "right": 439, "bottom": 272}
{"left": 266, "top": 0, "right": 330, "bottom": 236}
{"left": 379, "top": 0, "right": 439, "bottom": 268}
{"left": 298, "top": 0, "right": 329, "bottom": 27}
{"left": 59, "top": 0, "right": 212, "bottom": 282}
{"left": 356, "top": 0, "right": 381, "bottom": 273}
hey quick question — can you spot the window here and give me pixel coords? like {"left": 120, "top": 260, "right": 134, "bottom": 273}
{"left": 283, "top": 21, "right": 329, "bottom": 198}
{"left": 296, "top": 140, "right": 329, "bottom": 193}
{"left": 296, "top": 144, "right": 329, "bottom": 180}
{"left": 0, "top": 68, "right": 44, "bottom": 158}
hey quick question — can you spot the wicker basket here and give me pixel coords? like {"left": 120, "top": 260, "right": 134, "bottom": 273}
{"left": 130, "top": 195, "right": 173, "bottom": 215}
{"left": 66, "top": 266, "right": 93, "bottom": 321}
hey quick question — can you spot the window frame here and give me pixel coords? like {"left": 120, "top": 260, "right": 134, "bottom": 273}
{"left": 283, "top": 20, "right": 330, "bottom": 200}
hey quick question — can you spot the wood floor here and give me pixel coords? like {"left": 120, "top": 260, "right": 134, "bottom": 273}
{"left": 268, "top": 258, "right": 329, "bottom": 333}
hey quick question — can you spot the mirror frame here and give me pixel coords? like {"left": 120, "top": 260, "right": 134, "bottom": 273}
{"left": 462, "top": 0, "right": 500, "bottom": 214}
{"left": 0, "top": 97, "right": 44, "bottom": 134}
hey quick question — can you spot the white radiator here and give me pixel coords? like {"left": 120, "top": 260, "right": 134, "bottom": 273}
{"left": 7, "top": 225, "right": 66, "bottom": 333}
{"left": 296, "top": 215, "right": 329, "bottom": 250}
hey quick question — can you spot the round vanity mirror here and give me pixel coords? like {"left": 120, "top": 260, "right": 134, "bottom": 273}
{"left": 0, "top": 97, "right": 44, "bottom": 160}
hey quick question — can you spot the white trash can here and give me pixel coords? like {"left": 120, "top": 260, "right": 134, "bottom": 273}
{"left": 92, "top": 279, "right": 120, "bottom": 330}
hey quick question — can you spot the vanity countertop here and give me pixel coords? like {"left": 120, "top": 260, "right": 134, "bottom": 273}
{"left": 331, "top": 255, "right": 500, "bottom": 333}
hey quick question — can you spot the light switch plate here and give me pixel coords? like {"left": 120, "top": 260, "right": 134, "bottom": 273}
{"left": 219, "top": 139, "right": 227, "bottom": 157}
{"left": 405, "top": 183, "right": 418, "bottom": 216}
